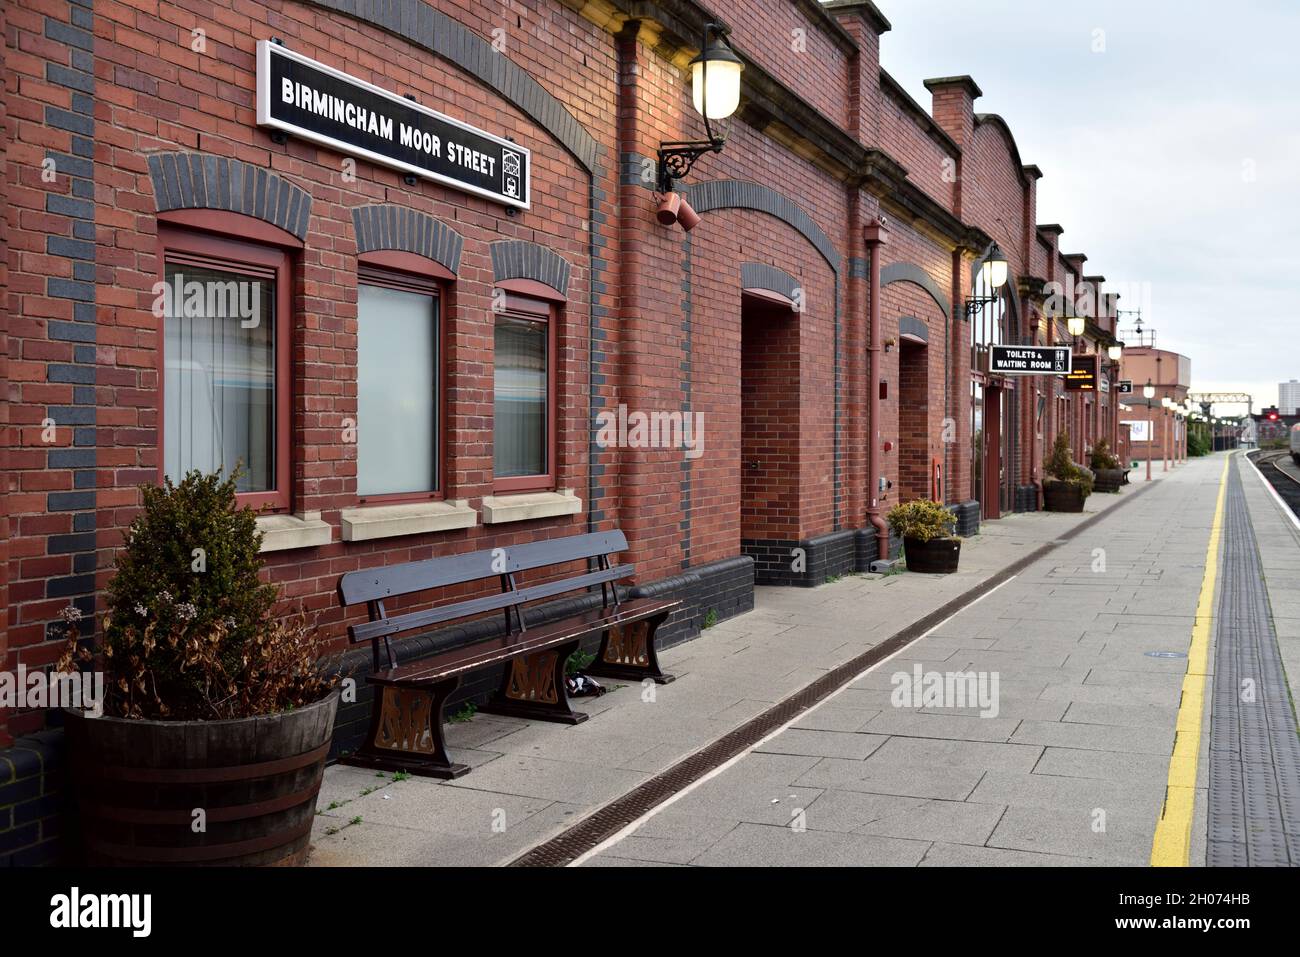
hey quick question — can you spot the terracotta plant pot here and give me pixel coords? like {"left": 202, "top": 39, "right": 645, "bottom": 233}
{"left": 903, "top": 535, "right": 961, "bottom": 574}
{"left": 1092, "top": 468, "right": 1125, "bottom": 493}
{"left": 1042, "top": 480, "right": 1088, "bottom": 512}
{"left": 64, "top": 689, "right": 339, "bottom": 866}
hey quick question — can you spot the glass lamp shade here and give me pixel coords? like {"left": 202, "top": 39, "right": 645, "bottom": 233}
{"left": 691, "top": 42, "right": 743, "bottom": 121}
{"left": 1067, "top": 315, "right": 1087, "bottom": 337}
{"left": 1107, "top": 344, "right": 1123, "bottom": 361}
{"left": 1143, "top": 381, "right": 1156, "bottom": 399}
{"left": 980, "top": 245, "right": 1009, "bottom": 290}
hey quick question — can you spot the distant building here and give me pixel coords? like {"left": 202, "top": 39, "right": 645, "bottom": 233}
{"left": 1280, "top": 380, "right": 1300, "bottom": 415}
{"left": 1119, "top": 348, "right": 1192, "bottom": 464}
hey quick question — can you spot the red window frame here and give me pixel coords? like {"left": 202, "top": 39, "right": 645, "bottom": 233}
{"left": 493, "top": 287, "right": 559, "bottom": 494}
{"left": 356, "top": 257, "right": 447, "bottom": 505}
{"left": 156, "top": 218, "right": 294, "bottom": 512}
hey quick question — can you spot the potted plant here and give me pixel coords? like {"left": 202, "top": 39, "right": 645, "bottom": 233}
{"left": 61, "top": 470, "right": 339, "bottom": 866}
{"left": 1042, "top": 430, "right": 1094, "bottom": 512}
{"left": 888, "top": 499, "right": 961, "bottom": 574}
{"left": 1089, "top": 438, "right": 1125, "bottom": 493}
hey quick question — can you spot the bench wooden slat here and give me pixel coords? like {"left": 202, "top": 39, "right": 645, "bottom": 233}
{"left": 371, "top": 597, "right": 680, "bottom": 686}
{"left": 348, "top": 563, "right": 636, "bottom": 645}
{"left": 336, "top": 527, "right": 680, "bottom": 779}
{"left": 338, "top": 529, "right": 629, "bottom": 606}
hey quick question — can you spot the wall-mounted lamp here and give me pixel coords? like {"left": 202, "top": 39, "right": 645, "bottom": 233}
{"left": 963, "top": 243, "right": 1007, "bottom": 317}
{"left": 1107, "top": 341, "right": 1123, "bottom": 362}
{"left": 1067, "top": 315, "right": 1087, "bottom": 338}
{"left": 884, "top": 336, "right": 896, "bottom": 353}
{"left": 655, "top": 23, "right": 743, "bottom": 202}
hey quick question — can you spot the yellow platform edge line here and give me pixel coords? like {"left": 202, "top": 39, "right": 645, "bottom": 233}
{"left": 1150, "top": 455, "right": 1231, "bottom": 867}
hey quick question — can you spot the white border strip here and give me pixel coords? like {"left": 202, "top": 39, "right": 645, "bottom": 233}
{"left": 568, "top": 575, "right": 1019, "bottom": 866}
{"left": 1243, "top": 449, "right": 1300, "bottom": 532}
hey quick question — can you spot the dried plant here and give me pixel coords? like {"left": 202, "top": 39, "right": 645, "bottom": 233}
{"left": 97, "top": 469, "right": 338, "bottom": 721}
{"left": 1043, "top": 430, "right": 1094, "bottom": 495}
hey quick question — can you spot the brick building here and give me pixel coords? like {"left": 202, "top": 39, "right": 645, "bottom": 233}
{"left": 1118, "top": 347, "right": 1192, "bottom": 467}
{"left": 1, "top": 0, "right": 1126, "bottom": 862}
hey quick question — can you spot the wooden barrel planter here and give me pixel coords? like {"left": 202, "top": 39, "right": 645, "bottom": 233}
{"left": 903, "top": 536, "right": 961, "bottom": 574}
{"left": 64, "top": 689, "right": 338, "bottom": 866}
{"left": 1093, "top": 468, "right": 1124, "bottom": 493}
{"left": 1042, "top": 481, "right": 1088, "bottom": 513}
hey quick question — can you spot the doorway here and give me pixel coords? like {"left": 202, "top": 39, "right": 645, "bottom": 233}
{"left": 740, "top": 294, "right": 799, "bottom": 543}
{"left": 897, "top": 338, "right": 929, "bottom": 502}
{"left": 973, "top": 380, "right": 1010, "bottom": 520}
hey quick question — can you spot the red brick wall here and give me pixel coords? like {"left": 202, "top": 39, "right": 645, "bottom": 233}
{"left": 0, "top": 0, "right": 10, "bottom": 746}
{"left": 726, "top": 0, "right": 855, "bottom": 131}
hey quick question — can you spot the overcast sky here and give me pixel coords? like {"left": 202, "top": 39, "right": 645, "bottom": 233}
{"left": 874, "top": 0, "right": 1300, "bottom": 412}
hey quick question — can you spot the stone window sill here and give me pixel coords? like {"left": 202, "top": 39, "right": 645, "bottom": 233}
{"left": 481, "top": 489, "right": 582, "bottom": 524}
{"left": 256, "top": 511, "right": 332, "bottom": 553}
{"left": 339, "top": 499, "right": 477, "bottom": 542}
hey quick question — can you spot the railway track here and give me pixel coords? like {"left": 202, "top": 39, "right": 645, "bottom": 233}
{"left": 1249, "top": 449, "right": 1300, "bottom": 520}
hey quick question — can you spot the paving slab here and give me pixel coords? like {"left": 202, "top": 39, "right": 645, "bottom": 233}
{"left": 689, "top": 822, "right": 930, "bottom": 867}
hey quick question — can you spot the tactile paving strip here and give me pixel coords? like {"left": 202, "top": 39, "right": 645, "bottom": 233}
{"left": 1206, "top": 459, "right": 1300, "bottom": 866}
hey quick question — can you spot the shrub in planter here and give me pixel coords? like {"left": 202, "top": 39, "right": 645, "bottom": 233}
{"left": 62, "top": 470, "right": 340, "bottom": 866}
{"left": 1042, "top": 431, "right": 1093, "bottom": 512}
{"left": 1089, "top": 439, "right": 1125, "bottom": 493}
{"left": 888, "top": 499, "right": 961, "bottom": 574}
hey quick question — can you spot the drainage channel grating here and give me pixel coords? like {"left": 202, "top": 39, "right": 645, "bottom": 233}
{"left": 1207, "top": 459, "right": 1300, "bottom": 866}
{"left": 510, "top": 482, "right": 1160, "bottom": 867}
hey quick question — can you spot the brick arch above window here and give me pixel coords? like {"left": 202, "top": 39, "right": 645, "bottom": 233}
{"left": 352, "top": 205, "right": 464, "bottom": 276}
{"left": 147, "top": 152, "right": 311, "bottom": 240}
{"left": 304, "top": 0, "right": 598, "bottom": 173}
{"left": 490, "top": 240, "right": 571, "bottom": 298}
{"left": 880, "top": 262, "right": 952, "bottom": 322}
{"left": 686, "top": 180, "right": 839, "bottom": 273}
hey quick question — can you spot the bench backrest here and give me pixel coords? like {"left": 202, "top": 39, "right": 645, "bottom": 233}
{"left": 337, "top": 530, "right": 632, "bottom": 666}
{"left": 338, "top": 529, "right": 627, "bottom": 606}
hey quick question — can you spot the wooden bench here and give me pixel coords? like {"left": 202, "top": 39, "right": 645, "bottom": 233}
{"left": 337, "top": 530, "right": 680, "bottom": 779}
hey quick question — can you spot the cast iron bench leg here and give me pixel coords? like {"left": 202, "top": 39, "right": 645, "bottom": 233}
{"left": 478, "top": 637, "right": 589, "bottom": 724}
{"left": 586, "top": 609, "right": 675, "bottom": 684}
{"left": 342, "top": 675, "right": 470, "bottom": 779}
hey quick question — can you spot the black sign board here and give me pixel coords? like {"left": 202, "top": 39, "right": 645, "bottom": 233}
{"left": 1065, "top": 354, "right": 1098, "bottom": 392}
{"left": 988, "top": 345, "right": 1071, "bottom": 376}
{"left": 1117, "top": 379, "right": 1133, "bottom": 395}
{"left": 257, "top": 41, "right": 530, "bottom": 209}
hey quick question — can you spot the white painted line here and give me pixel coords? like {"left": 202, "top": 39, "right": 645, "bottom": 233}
{"left": 567, "top": 574, "right": 1019, "bottom": 866}
{"left": 1243, "top": 450, "right": 1300, "bottom": 533}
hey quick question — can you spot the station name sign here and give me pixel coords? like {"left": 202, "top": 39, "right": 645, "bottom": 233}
{"left": 256, "top": 41, "right": 530, "bottom": 209}
{"left": 988, "top": 345, "right": 1071, "bottom": 376}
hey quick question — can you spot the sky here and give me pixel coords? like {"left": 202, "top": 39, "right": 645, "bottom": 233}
{"left": 872, "top": 0, "right": 1300, "bottom": 413}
